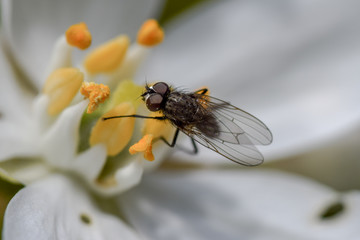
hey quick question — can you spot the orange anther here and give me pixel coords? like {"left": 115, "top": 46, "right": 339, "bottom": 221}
{"left": 80, "top": 82, "right": 110, "bottom": 113}
{"left": 66, "top": 22, "right": 92, "bottom": 50}
{"left": 137, "top": 19, "right": 164, "bottom": 47}
{"left": 129, "top": 134, "right": 154, "bottom": 161}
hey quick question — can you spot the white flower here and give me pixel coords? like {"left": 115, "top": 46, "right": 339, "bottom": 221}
{"left": 1, "top": 0, "right": 360, "bottom": 239}
{"left": 1, "top": 0, "right": 169, "bottom": 195}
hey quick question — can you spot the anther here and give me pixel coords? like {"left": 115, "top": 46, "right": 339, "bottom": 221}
{"left": 43, "top": 68, "right": 84, "bottom": 115}
{"left": 129, "top": 134, "right": 154, "bottom": 161}
{"left": 90, "top": 103, "right": 135, "bottom": 156}
{"left": 137, "top": 19, "right": 164, "bottom": 47}
{"left": 84, "top": 35, "right": 130, "bottom": 74}
{"left": 80, "top": 82, "right": 110, "bottom": 113}
{"left": 66, "top": 22, "right": 92, "bottom": 50}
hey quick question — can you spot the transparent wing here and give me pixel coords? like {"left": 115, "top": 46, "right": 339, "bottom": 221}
{"left": 197, "top": 94, "right": 273, "bottom": 145}
{"left": 187, "top": 127, "right": 265, "bottom": 166}
{"left": 181, "top": 93, "right": 273, "bottom": 166}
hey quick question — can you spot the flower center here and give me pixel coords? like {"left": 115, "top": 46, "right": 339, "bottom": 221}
{"left": 37, "top": 20, "right": 171, "bottom": 194}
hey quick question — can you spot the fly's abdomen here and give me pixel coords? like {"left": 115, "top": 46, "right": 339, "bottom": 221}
{"left": 195, "top": 113, "right": 220, "bottom": 138}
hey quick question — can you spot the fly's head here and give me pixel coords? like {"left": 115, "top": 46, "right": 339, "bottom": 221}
{"left": 141, "top": 82, "right": 170, "bottom": 112}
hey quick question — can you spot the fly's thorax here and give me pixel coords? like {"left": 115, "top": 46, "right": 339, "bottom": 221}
{"left": 163, "top": 92, "right": 199, "bottom": 121}
{"left": 164, "top": 92, "right": 221, "bottom": 138}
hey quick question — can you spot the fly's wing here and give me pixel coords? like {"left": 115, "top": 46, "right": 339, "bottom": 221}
{"left": 204, "top": 95, "right": 273, "bottom": 145}
{"left": 187, "top": 128, "right": 264, "bottom": 166}
{"left": 183, "top": 94, "right": 273, "bottom": 166}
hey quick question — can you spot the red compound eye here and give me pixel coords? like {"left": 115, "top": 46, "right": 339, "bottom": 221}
{"left": 152, "top": 82, "right": 169, "bottom": 96}
{"left": 146, "top": 93, "right": 163, "bottom": 111}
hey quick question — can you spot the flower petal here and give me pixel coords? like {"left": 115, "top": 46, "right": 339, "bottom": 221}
{"left": 3, "top": 174, "right": 140, "bottom": 240}
{"left": 41, "top": 100, "right": 88, "bottom": 168}
{"left": 0, "top": 41, "right": 33, "bottom": 121}
{"left": 119, "top": 169, "right": 360, "bottom": 240}
{"left": 72, "top": 144, "right": 107, "bottom": 182}
{"left": 94, "top": 157, "right": 144, "bottom": 196}
{"left": 0, "top": 121, "right": 38, "bottom": 161}
{"left": 140, "top": 0, "right": 360, "bottom": 164}
{"left": 1, "top": 0, "right": 165, "bottom": 90}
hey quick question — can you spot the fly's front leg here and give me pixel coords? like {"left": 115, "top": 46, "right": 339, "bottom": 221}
{"left": 103, "top": 115, "right": 167, "bottom": 121}
{"left": 195, "top": 88, "right": 208, "bottom": 95}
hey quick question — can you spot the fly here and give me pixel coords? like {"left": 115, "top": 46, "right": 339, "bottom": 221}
{"left": 103, "top": 82, "right": 273, "bottom": 166}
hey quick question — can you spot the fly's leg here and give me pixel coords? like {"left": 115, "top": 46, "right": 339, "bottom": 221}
{"left": 159, "top": 128, "right": 179, "bottom": 147}
{"left": 190, "top": 138, "right": 198, "bottom": 154}
{"left": 195, "top": 88, "right": 208, "bottom": 95}
{"left": 159, "top": 128, "right": 198, "bottom": 154}
{"left": 103, "top": 115, "right": 198, "bottom": 154}
{"left": 103, "top": 115, "right": 167, "bottom": 121}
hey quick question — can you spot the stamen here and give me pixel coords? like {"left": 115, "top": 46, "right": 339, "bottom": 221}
{"left": 84, "top": 35, "right": 130, "bottom": 75}
{"left": 80, "top": 82, "right": 110, "bottom": 113}
{"left": 43, "top": 68, "right": 84, "bottom": 115}
{"left": 142, "top": 112, "right": 175, "bottom": 139}
{"left": 129, "top": 134, "right": 154, "bottom": 161}
{"left": 137, "top": 19, "right": 164, "bottom": 47}
{"left": 89, "top": 103, "right": 135, "bottom": 156}
{"left": 129, "top": 112, "right": 174, "bottom": 161}
{"left": 66, "top": 22, "right": 92, "bottom": 50}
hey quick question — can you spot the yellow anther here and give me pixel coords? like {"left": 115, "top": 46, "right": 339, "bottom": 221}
{"left": 80, "top": 82, "right": 110, "bottom": 113}
{"left": 90, "top": 103, "right": 135, "bottom": 156}
{"left": 65, "top": 22, "right": 92, "bottom": 50}
{"left": 142, "top": 112, "right": 175, "bottom": 139}
{"left": 137, "top": 19, "right": 164, "bottom": 47}
{"left": 84, "top": 35, "right": 130, "bottom": 74}
{"left": 43, "top": 68, "right": 84, "bottom": 115}
{"left": 129, "top": 134, "right": 154, "bottom": 161}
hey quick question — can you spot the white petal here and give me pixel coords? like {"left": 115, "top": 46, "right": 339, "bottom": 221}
{"left": 41, "top": 100, "right": 88, "bottom": 168}
{"left": 44, "top": 35, "right": 73, "bottom": 80}
{"left": 0, "top": 159, "right": 51, "bottom": 184}
{"left": 72, "top": 144, "right": 107, "bottom": 182}
{"left": 0, "top": 121, "right": 39, "bottom": 161}
{"left": 93, "top": 157, "right": 144, "bottom": 196}
{"left": 3, "top": 174, "right": 140, "bottom": 240}
{"left": 1, "top": 0, "right": 165, "bottom": 90}
{"left": 119, "top": 169, "right": 360, "bottom": 240}
{"left": 139, "top": 0, "right": 360, "bottom": 163}
{"left": 0, "top": 40, "right": 33, "bottom": 122}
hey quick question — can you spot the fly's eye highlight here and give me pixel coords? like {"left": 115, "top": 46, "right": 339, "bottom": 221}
{"left": 152, "top": 82, "right": 169, "bottom": 96}
{"left": 146, "top": 93, "right": 163, "bottom": 111}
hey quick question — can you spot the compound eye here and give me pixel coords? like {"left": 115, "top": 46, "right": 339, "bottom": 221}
{"left": 146, "top": 93, "right": 163, "bottom": 111}
{"left": 152, "top": 82, "right": 169, "bottom": 96}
